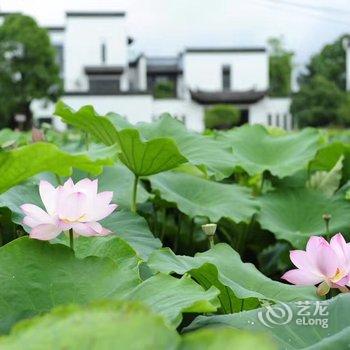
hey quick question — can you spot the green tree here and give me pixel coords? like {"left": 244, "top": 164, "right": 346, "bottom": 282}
{"left": 299, "top": 35, "right": 349, "bottom": 90}
{"left": 290, "top": 75, "right": 345, "bottom": 127}
{"left": 153, "top": 80, "right": 176, "bottom": 99}
{"left": 268, "top": 37, "right": 293, "bottom": 97}
{"left": 204, "top": 104, "right": 240, "bottom": 130}
{"left": 0, "top": 14, "right": 61, "bottom": 129}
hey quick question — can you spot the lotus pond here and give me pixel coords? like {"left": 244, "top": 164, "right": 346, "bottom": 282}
{"left": 0, "top": 102, "right": 350, "bottom": 349}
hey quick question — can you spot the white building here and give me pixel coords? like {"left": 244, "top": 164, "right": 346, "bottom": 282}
{"left": 0, "top": 11, "right": 292, "bottom": 132}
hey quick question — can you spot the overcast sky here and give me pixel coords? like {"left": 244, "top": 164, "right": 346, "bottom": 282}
{"left": 1, "top": 0, "right": 350, "bottom": 69}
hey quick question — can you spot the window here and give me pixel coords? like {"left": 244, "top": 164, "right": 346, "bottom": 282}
{"left": 89, "top": 76, "right": 120, "bottom": 93}
{"left": 222, "top": 65, "right": 231, "bottom": 90}
{"left": 267, "top": 114, "right": 272, "bottom": 126}
{"left": 53, "top": 44, "right": 64, "bottom": 77}
{"left": 101, "top": 42, "right": 107, "bottom": 64}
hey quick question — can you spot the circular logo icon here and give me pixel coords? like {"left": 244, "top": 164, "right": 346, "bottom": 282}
{"left": 258, "top": 302, "right": 293, "bottom": 328}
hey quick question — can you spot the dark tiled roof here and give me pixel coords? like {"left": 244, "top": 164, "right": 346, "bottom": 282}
{"left": 85, "top": 66, "right": 124, "bottom": 75}
{"left": 190, "top": 89, "right": 267, "bottom": 104}
{"left": 146, "top": 56, "right": 182, "bottom": 75}
{"left": 185, "top": 47, "right": 266, "bottom": 53}
{"left": 66, "top": 12, "right": 126, "bottom": 17}
{"left": 147, "top": 65, "right": 182, "bottom": 74}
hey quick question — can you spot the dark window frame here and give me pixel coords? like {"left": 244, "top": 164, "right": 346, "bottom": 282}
{"left": 222, "top": 65, "right": 231, "bottom": 90}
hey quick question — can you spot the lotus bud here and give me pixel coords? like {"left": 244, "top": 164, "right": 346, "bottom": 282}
{"left": 322, "top": 213, "right": 331, "bottom": 239}
{"left": 202, "top": 223, "right": 217, "bottom": 249}
{"left": 202, "top": 223, "right": 217, "bottom": 237}
{"left": 32, "top": 128, "right": 45, "bottom": 143}
{"left": 322, "top": 213, "right": 331, "bottom": 223}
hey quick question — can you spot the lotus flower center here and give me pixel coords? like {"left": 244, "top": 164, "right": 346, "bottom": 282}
{"left": 60, "top": 214, "right": 87, "bottom": 223}
{"left": 331, "top": 268, "right": 346, "bottom": 283}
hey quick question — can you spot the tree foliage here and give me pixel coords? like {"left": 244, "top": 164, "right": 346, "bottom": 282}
{"left": 204, "top": 104, "right": 240, "bottom": 130}
{"left": 291, "top": 75, "right": 345, "bottom": 127}
{"left": 0, "top": 14, "right": 61, "bottom": 128}
{"left": 291, "top": 34, "right": 350, "bottom": 127}
{"left": 299, "top": 34, "right": 349, "bottom": 90}
{"left": 268, "top": 37, "right": 293, "bottom": 97}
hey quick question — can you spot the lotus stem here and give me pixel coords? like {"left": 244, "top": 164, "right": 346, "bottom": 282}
{"left": 131, "top": 175, "right": 139, "bottom": 213}
{"left": 202, "top": 223, "right": 217, "bottom": 250}
{"left": 69, "top": 228, "right": 74, "bottom": 251}
{"left": 55, "top": 174, "right": 62, "bottom": 185}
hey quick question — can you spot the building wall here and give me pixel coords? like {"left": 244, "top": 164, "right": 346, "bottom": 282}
{"left": 183, "top": 51, "right": 268, "bottom": 92}
{"left": 64, "top": 15, "right": 128, "bottom": 91}
{"left": 249, "top": 97, "right": 292, "bottom": 130}
{"left": 152, "top": 99, "right": 204, "bottom": 132}
{"left": 31, "top": 94, "right": 154, "bottom": 131}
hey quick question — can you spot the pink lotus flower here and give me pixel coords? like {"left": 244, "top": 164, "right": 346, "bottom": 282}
{"left": 21, "top": 178, "right": 117, "bottom": 241}
{"left": 282, "top": 234, "right": 350, "bottom": 295}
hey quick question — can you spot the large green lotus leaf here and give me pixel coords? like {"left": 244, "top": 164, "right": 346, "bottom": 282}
{"left": 149, "top": 171, "right": 257, "bottom": 223}
{"left": 0, "top": 142, "right": 116, "bottom": 194}
{"left": 0, "top": 237, "right": 140, "bottom": 334}
{"left": 0, "top": 301, "right": 275, "bottom": 350}
{"left": 181, "top": 328, "right": 276, "bottom": 350}
{"left": 55, "top": 102, "right": 187, "bottom": 176}
{"left": 137, "top": 114, "right": 238, "bottom": 180}
{"left": 61, "top": 235, "right": 139, "bottom": 269}
{"left": 186, "top": 293, "right": 350, "bottom": 350}
{"left": 257, "top": 188, "right": 350, "bottom": 248}
{"left": 0, "top": 182, "right": 161, "bottom": 260}
{"left": 0, "top": 301, "right": 180, "bottom": 350}
{"left": 309, "top": 142, "right": 346, "bottom": 172}
{"left": 306, "top": 156, "right": 343, "bottom": 197}
{"left": 148, "top": 244, "right": 318, "bottom": 314}
{"left": 218, "top": 124, "right": 320, "bottom": 178}
{"left": 126, "top": 273, "right": 219, "bottom": 327}
{"left": 309, "top": 142, "right": 350, "bottom": 182}
{"left": 101, "top": 209, "right": 162, "bottom": 260}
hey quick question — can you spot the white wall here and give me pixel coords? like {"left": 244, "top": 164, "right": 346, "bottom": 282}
{"left": 153, "top": 99, "right": 204, "bottom": 132}
{"left": 183, "top": 51, "right": 268, "bottom": 92}
{"left": 249, "top": 97, "right": 292, "bottom": 130}
{"left": 64, "top": 15, "right": 128, "bottom": 91}
{"left": 31, "top": 94, "right": 154, "bottom": 131}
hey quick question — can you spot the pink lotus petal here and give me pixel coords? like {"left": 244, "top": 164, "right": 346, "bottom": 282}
{"left": 23, "top": 216, "right": 41, "bottom": 228}
{"left": 330, "top": 233, "right": 350, "bottom": 269}
{"left": 71, "top": 221, "right": 111, "bottom": 237}
{"left": 334, "top": 275, "right": 350, "bottom": 287}
{"left": 75, "top": 178, "right": 98, "bottom": 195}
{"left": 282, "top": 269, "right": 323, "bottom": 286}
{"left": 290, "top": 250, "right": 310, "bottom": 270}
{"left": 71, "top": 222, "right": 98, "bottom": 236}
{"left": 314, "top": 240, "right": 338, "bottom": 278}
{"left": 63, "top": 178, "right": 74, "bottom": 190}
{"left": 21, "top": 204, "right": 53, "bottom": 225}
{"left": 39, "top": 180, "right": 57, "bottom": 216}
{"left": 58, "top": 192, "right": 87, "bottom": 222}
{"left": 30, "top": 224, "right": 62, "bottom": 241}
{"left": 88, "top": 199, "right": 117, "bottom": 221}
